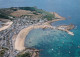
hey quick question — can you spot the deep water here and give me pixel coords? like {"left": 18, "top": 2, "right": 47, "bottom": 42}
{"left": 0, "top": 0, "right": 80, "bottom": 57}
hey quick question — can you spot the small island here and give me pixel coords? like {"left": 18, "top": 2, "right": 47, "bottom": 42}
{"left": 0, "top": 7, "right": 74, "bottom": 57}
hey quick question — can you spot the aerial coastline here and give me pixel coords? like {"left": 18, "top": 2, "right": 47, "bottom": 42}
{"left": 14, "top": 12, "right": 74, "bottom": 51}
{"left": 0, "top": 7, "right": 75, "bottom": 57}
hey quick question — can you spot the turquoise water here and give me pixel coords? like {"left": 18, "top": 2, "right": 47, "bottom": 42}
{"left": 0, "top": 0, "right": 80, "bottom": 57}
{"left": 24, "top": 0, "right": 80, "bottom": 57}
{"left": 25, "top": 29, "right": 80, "bottom": 57}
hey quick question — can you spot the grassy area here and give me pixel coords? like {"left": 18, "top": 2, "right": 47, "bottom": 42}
{"left": 16, "top": 52, "right": 31, "bottom": 57}
{"left": 18, "top": 7, "right": 36, "bottom": 11}
{"left": 0, "top": 50, "right": 5, "bottom": 57}
{"left": 33, "top": 7, "right": 55, "bottom": 20}
{"left": 0, "top": 10, "right": 10, "bottom": 19}
{"left": 0, "top": 13, "right": 9, "bottom": 19}
{"left": 0, "top": 7, "right": 55, "bottom": 20}
{"left": 0, "top": 9, "right": 15, "bottom": 20}
{"left": 17, "top": 7, "right": 55, "bottom": 20}
{"left": 0, "top": 47, "right": 8, "bottom": 57}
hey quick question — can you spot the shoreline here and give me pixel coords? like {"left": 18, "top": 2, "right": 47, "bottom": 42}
{"left": 44, "top": 12, "right": 65, "bottom": 25}
{"left": 0, "top": 19, "right": 13, "bottom": 31}
{"left": 14, "top": 12, "right": 74, "bottom": 51}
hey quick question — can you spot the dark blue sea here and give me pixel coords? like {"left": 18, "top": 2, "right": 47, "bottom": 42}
{"left": 0, "top": 0, "right": 80, "bottom": 57}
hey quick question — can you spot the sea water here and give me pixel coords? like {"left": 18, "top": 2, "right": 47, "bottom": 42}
{"left": 24, "top": 0, "right": 80, "bottom": 57}
{"left": 25, "top": 28, "right": 80, "bottom": 57}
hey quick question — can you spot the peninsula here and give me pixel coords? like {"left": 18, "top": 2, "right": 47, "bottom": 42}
{"left": 0, "top": 7, "right": 74, "bottom": 57}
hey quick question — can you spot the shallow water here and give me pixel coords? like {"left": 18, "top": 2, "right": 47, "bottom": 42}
{"left": 24, "top": 0, "right": 80, "bottom": 57}
{"left": 25, "top": 28, "right": 80, "bottom": 57}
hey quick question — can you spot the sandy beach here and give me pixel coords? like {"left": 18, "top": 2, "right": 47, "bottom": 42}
{"left": 14, "top": 12, "right": 74, "bottom": 51}
{"left": 14, "top": 24, "right": 56, "bottom": 51}
{"left": 0, "top": 19, "right": 13, "bottom": 31}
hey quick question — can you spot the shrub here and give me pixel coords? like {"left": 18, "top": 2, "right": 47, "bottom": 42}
{"left": 0, "top": 47, "right": 8, "bottom": 57}
{"left": 16, "top": 52, "right": 31, "bottom": 57}
{"left": 0, "top": 13, "right": 9, "bottom": 19}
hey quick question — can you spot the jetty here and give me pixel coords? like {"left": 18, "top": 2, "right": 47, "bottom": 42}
{"left": 57, "top": 24, "right": 75, "bottom": 35}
